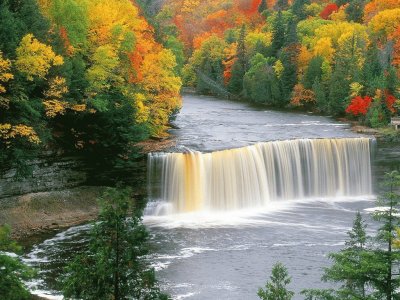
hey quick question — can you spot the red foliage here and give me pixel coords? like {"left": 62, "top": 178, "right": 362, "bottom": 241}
{"left": 320, "top": 3, "right": 339, "bottom": 20}
{"left": 235, "top": 0, "right": 262, "bottom": 16}
{"left": 346, "top": 96, "right": 372, "bottom": 116}
{"left": 385, "top": 92, "right": 397, "bottom": 114}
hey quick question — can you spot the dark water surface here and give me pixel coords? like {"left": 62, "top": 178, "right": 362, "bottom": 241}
{"left": 24, "top": 94, "right": 399, "bottom": 300}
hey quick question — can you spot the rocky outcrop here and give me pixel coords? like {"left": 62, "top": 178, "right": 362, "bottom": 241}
{"left": 0, "top": 155, "right": 87, "bottom": 199}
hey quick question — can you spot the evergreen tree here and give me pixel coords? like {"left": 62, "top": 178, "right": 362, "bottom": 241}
{"left": 258, "top": 262, "right": 294, "bottom": 300}
{"left": 372, "top": 171, "right": 400, "bottom": 300}
{"left": 292, "top": 0, "right": 310, "bottom": 21}
{"left": 322, "top": 212, "right": 374, "bottom": 299}
{"left": 346, "top": 0, "right": 365, "bottom": 23}
{"left": 303, "top": 56, "right": 323, "bottom": 90}
{"left": 270, "top": 11, "right": 285, "bottom": 57}
{"left": 62, "top": 187, "right": 169, "bottom": 300}
{"left": 0, "top": 225, "right": 35, "bottom": 300}
{"left": 258, "top": 0, "right": 268, "bottom": 14}
{"left": 228, "top": 25, "right": 247, "bottom": 94}
{"left": 274, "top": 0, "right": 289, "bottom": 11}
{"left": 328, "top": 63, "right": 350, "bottom": 116}
{"left": 312, "top": 78, "right": 328, "bottom": 113}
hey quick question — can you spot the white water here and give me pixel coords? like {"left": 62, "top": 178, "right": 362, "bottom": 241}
{"left": 147, "top": 138, "right": 373, "bottom": 214}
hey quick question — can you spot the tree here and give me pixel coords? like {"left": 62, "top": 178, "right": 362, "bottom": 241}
{"left": 346, "top": 0, "right": 366, "bottom": 23}
{"left": 258, "top": 0, "right": 267, "bottom": 14}
{"left": 258, "top": 262, "right": 294, "bottom": 300}
{"left": 0, "top": 225, "right": 34, "bottom": 300}
{"left": 321, "top": 212, "right": 375, "bottom": 299}
{"left": 292, "top": 0, "right": 310, "bottom": 21}
{"left": 274, "top": 0, "right": 289, "bottom": 11}
{"left": 228, "top": 25, "right": 247, "bottom": 94}
{"left": 372, "top": 171, "right": 400, "bottom": 300}
{"left": 62, "top": 187, "right": 169, "bottom": 300}
{"left": 302, "top": 56, "right": 323, "bottom": 90}
{"left": 15, "top": 34, "right": 64, "bottom": 81}
{"left": 270, "top": 11, "right": 285, "bottom": 57}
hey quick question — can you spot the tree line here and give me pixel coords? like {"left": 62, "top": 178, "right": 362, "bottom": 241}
{"left": 0, "top": 0, "right": 182, "bottom": 177}
{"left": 151, "top": 0, "right": 400, "bottom": 127}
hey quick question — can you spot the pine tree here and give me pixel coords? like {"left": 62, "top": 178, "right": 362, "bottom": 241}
{"left": 292, "top": 0, "right": 310, "bottom": 21}
{"left": 346, "top": 0, "right": 366, "bottom": 23}
{"left": 228, "top": 25, "right": 247, "bottom": 95}
{"left": 312, "top": 78, "right": 328, "bottom": 113}
{"left": 274, "top": 0, "right": 289, "bottom": 11}
{"left": 372, "top": 171, "right": 400, "bottom": 300}
{"left": 62, "top": 187, "right": 169, "bottom": 300}
{"left": 258, "top": 262, "right": 294, "bottom": 300}
{"left": 270, "top": 11, "right": 285, "bottom": 57}
{"left": 258, "top": 0, "right": 267, "bottom": 14}
{"left": 322, "top": 212, "right": 373, "bottom": 299}
{"left": 303, "top": 56, "right": 323, "bottom": 89}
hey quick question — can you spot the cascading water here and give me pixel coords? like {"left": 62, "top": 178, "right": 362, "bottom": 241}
{"left": 147, "top": 138, "right": 373, "bottom": 214}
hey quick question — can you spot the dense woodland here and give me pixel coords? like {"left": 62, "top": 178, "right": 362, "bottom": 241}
{"left": 1, "top": 0, "right": 400, "bottom": 176}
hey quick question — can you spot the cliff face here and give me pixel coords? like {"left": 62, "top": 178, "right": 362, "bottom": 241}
{"left": 0, "top": 153, "right": 147, "bottom": 239}
{"left": 0, "top": 155, "right": 87, "bottom": 199}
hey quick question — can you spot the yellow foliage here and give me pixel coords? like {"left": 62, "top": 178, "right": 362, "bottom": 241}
{"left": 43, "top": 100, "right": 67, "bottom": 117}
{"left": 245, "top": 31, "right": 272, "bottom": 52}
{"left": 181, "top": 0, "right": 201, "bottom": 13}
{"left": 369, "top": 9, "right": 400, "bottom": 39}
{"left": 330, "top": 6, "right": 347, "bottom": 22}
{"left": 141, "top": 49, "right": 182, "bottom": 137}
{"left": 134, "top": 93, "right": 150, "bottom": 124}
{"left": 273, "top": 60, "right": 284, "bottom": 79}
{"left": 314, "top": 22, "right": 368, "bottom": 48}
{"left": 44, "top": 76, "right": 68, "bottom": 99}
{"left": 350, "top": 82, "right": 364, "bottom": 98}
{"left": 0, "top": 51, "right": 13, "bottom": 94}
{"left": 86, "top": 44, "right": 123, "bottom": 93}
{"left": 297, "top": 46, "right": 313, "bottom": 74}
{"left": 71, "top": 104, "right": 86, "bottom": 112}
{"left": 15, "top": 34, "right": 63, "bottom": 81}
{"left": 0, "top": 123, "right": 40, "bottom": 144}
{"left": 87, "top": 0, "right": 145, "bottom": 46}
{"left": 313, "top": 37, "right": 335, "bottom": 61}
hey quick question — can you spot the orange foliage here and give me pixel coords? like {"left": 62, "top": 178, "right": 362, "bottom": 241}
{"left": 390, "top": 26, "right": 400, "bottom": 70}
{"left": 290, "top": 84, "right": 316, "bottom": 107}
{"left": 59, "top": 27, "right": 74, "bottom": 56}
{"left": 364, "top": 0, "right": 400, "bottom": 22}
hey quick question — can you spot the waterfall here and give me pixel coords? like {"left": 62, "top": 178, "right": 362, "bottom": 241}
{"left": 147, "top": 138, "right": 373, "bottom": 214}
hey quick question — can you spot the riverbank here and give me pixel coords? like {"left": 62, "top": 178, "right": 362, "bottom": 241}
{"left": 0, "top": 186, "right": 105, "bottom": 241}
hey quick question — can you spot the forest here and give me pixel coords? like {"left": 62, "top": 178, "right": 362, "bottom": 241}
{"left": 1, "top": 0, "right": 400, "bottom": 299}
{"left": 1, "top": 0, "right": 400, "bottom": 178}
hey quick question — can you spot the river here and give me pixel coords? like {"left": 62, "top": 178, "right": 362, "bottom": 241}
{"left": 25, "top": 94, "right": 400, "bottom": 300}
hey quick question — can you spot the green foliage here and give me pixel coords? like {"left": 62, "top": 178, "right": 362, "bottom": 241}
{"left": 0, "top": 225, "right": 35, "bottom": 300}
{"left": 300, "top": 172, "right": 400, "bottom": 300}
{"left": 258, "top": 262, "right": 294, "bottom": 300}
{"left": 62, "top": 187, "right": 169, "bottom": 300}
{"left": 303, "top": 56, "right": 323, "bottom": 89}
{"left": 243, "top": 53, "right": 282, "bottom": 105}
{"left": 346, "top": 0, "right": 366, "bottom": 23}
{"left": 258, "top": 0, "right": 268, "bottom": 14}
